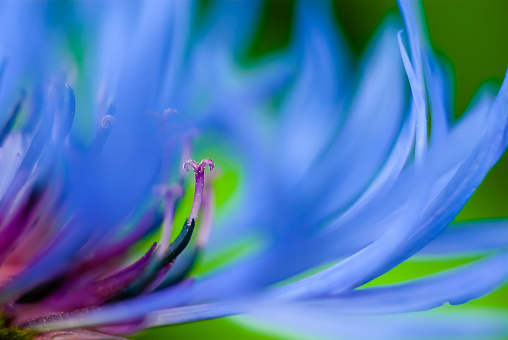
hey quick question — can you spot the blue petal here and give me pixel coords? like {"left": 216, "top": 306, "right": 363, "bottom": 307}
{"left": 397, "top": 0, "right": 453, "bottom": 147}
{"left": 425, "top": 53, "right": 452, "bottom": 145}
{"left": 304, "top": 19, "right": 406, "bottom": 221}
{"left": 417, "top": 221, "right": 508, "bottom": 257}
{"left": 397, "top": 0, "right": 426, "bottom": 86}
{"left": 143, "top": 302, "right": 236, "bottom": 328}
{"left": 196, "top": 0, "right": 263, "bottom": 54}
{"left": 82, "top": 254, "right": 508, "bottom": 327}
{"left": 242, "top": 306, "right": 508, "bottom": 340}
{"left": 323, "top": 253, "right": 508, "bottom": 314}
{"left": 320, "top": 104, "right": 415, "bottom": 236}
{"left": 267, "top": 68, "right": 508, "bottom": 300}
{"left": 398, "top": 30, "right": 427, "bottom": 160}
{"left": 0, "top": 2, "right": 47, "bottom": 110}
{"left": 275, "top": 1, "right": 350, "bottom": 185}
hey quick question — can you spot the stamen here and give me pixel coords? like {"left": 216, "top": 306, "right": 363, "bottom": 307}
{"left": 105, "top": 219, "right": 195, "bottom": 303}
{"left": 196, "top": 174, "right": 215, "bottom": 248}
{"left": 155, "top": 185, "right": 184, "bottom": 257}
{"left": 162, "top": 108, "right": 177, "bottom": 120}
{"left": 100, "top": 114, "right": 114, "bottom": 129}
{"left": 183, "top": 159, "right": 199, "bottom": 172}
{"left": 92, "top": 112, "right": 115, "bottom": 152}
{"left": 183, "top": 159, "right": 214, "bottom": 222}
{"left": 152, "top": 172, "right": 217, "bottom": 290}
{"left": 0, "top": 183, "right": 46, "bottom": 266}
{"left": 81, "top": 207, "right": 163, "bottom": 269}
{"left": 148, "top": 108, "right": 177, "bottom": 126}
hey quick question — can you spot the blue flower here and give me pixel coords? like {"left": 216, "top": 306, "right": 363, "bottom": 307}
{"left": 0, "top": 1, "right": 507, "bottom": 340}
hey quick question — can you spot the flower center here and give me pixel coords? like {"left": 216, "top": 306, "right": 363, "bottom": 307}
{"left": 0, "top": 313, "right": 38, "bottom": 340}
{"left": 183, "top": 159, "right": 215, "bottom": 222}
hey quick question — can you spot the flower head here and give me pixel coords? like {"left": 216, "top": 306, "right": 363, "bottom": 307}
{"left": 0, "top": 1, "right": 507, "bottom": 340}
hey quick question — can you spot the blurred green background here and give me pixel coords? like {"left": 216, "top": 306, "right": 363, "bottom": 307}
{"left": 133, "top": 0, "right": 508, "bottom": 339}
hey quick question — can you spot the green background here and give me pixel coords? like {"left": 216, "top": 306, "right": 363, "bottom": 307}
{"left": 133, "top": 0, "right": 508, "bottom": 339}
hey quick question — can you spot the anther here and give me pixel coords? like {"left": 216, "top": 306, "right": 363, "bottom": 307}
{"left": 148, "top": 108, "right": 177, "bottom": 126}
{"left": 162, "top": 108, "right": 177, "bottom": 120}
{"left": 183, "top": 159, "right": 214, "bottom": 174}
{"left": 100, "top": 114, "right": 114, "bottom": 129}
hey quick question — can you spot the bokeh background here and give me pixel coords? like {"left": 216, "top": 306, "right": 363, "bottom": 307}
{"left": 124, "top": 0, "right": 508, "bottom": 339}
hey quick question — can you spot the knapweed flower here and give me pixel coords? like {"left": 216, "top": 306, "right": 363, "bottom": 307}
{"left": 0, "top": 1, "right": 507, "bottom": 340}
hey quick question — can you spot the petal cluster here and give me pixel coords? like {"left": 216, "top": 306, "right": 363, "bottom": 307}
{"left": 0, "top": 1, "right": 506, "bottom": 340}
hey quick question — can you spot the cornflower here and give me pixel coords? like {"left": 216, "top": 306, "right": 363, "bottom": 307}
{"left": 0, "top": 1, "right": 507, "bottom": 340}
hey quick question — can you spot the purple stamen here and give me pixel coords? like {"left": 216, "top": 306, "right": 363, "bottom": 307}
{"left": 148, "top": 108, "right": 177, "bottom": 126}
{"left": 0, "top": 184, "right": 47, "bottom": 266}
{"left": 81, "top": 207, "right": 163, "bottom": 270}
{"left": 196, "top": 174, "right": 215, "bottom": 248}
{"left": 13, "top": 244, "right": 158, "bottom": 325}
{"left": 162, "top": 108, "right": 177, "bottom": 120}
{"left": 100, "top": 114, "right": 114, "bottom": 129}
{"left": 155, "top": 185, "right": 184, "bottom": 257}
{"left": 183, "top": 159, "right": 214, "bottom": 222}
{"left": 92, "top": 112, "right": 115, "bottom": 152}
